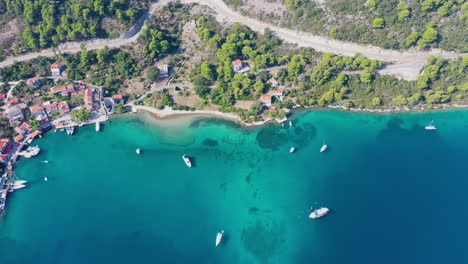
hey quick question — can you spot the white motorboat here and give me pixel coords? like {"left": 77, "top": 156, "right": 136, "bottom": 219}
{"left": 136, "top": 148, "right": 141, "bottom": 154}
{"left": 66, "top": 126, "right": 74, "bottom": 135}
{"left": 320, "top": 144, "right": 328, "bottom": 152}
{"left": 290, "top": 147, "right": 296, "bottom": 153}
{"left": 42, "top": 160, "right": 48, "bottom": 163}
{"left": 289, "top": 121, "right": 293, "bottom": 126}
{"left": 182, "top": 154, "right": 192, "bottom": 167}
{"left": 13, "top": 180, "right": 27, "bottom": 185}
{"left": 10, "top": 184, "right": 26, "bottom": 190}
{"left": 96, "top": 122, "right": 100, "bottom": 132}
{"left": 44, "top": 177, "right": 48, "bottom": 181}
{"left": 216, "top": 230, "right": 224, "bottom": 247}
{"left": 425, "top": 120, "right": 437, "bottom": 130}
{"left": 309, "top": 207, "right": 329, "bottom": 219}
{"left": 281, "top": 123, "right": 285, "bottom": 128}
{"left": 18, "top": 145, "right": 40, "bottom": 158}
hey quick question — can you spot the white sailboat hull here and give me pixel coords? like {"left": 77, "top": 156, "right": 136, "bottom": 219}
{"left": 216, "top": 231, "right": 224, "bottom": 247}
{"left": 320, "top": 145, "right": 328, "bottom": 152}
{"left": 182, "top": 155, "right": 192, "bottom": 167}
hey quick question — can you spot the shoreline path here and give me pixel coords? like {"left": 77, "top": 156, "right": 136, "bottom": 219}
{"left": 0, "top": 0, "right": 465, "bottom": 80}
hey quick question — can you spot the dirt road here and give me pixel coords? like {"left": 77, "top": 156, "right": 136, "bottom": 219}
{"left": 0, "top": 0, "right": 465, "bottom": 80}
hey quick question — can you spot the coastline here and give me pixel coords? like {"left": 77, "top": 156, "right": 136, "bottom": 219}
{"left": 132, "top": 104, "right": 468, "bottom": 128}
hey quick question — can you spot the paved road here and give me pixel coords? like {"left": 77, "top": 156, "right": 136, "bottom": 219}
{"left": 0, "top": 0, "right": 465, "bottom": 80}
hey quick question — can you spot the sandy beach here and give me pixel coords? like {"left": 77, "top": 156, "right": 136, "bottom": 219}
{"left": 133, "top": 106, "right": 278, "bottom": 127}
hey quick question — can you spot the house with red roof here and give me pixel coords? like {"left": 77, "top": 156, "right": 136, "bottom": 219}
{"left": 13, "top": 134, "right": 24, "bottom": 143}
{"left": 0, "top": 138, "right": 13, "bottom": 162}
{"left": 112, "top": 94, "right": 123, "bottom": 104}
{"left": 58, "top": 101, "right": 70, "bottom": 115}
{"left": 29, "top": 130, "right": 40, "bottom": 139}
{"left": 84, "top": 89, "right": 93, "bottom": 109}
{"left": 15, "top": 122, "right": 30, "bottom": 135}
{"left": 268, "top": 89, "right": 283, "bottom": 101}
{"left": 26, "top": 77, "right": 41, "bottom": 87}
{"left": 51, "top": 62, "right": 64, "bottom": 76}
{"left": 6, "top": 98, "right": 20, "bottom": 105}
{"left": 232, "top": 59, "right": 250, "bottom": 74}
{"left": 29, "top": 104, "right": 46, "bottom": 118}
{"left": 51, "top": 85, "right": 67, "bottom": 94}
{"left": 259, "top": 94, "right": 273, "bottom": 107}
{"left": 43, "top": 102, "right": 59, "bottom": 114}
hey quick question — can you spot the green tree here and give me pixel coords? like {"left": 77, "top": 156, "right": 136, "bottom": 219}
{"left": 372, "top": 18, "right": 385, "bottom": 29}
{"left": 115, "top": 103, "right": 124, "bottom": 113}
{"left": 392, "top": 95, "right": 407, "bottom": 106}
{"left": 200, "top": 61, "right": 216, "bottom": 81}
{"left": 70, "top": 107, "right": 91, "bottom": 123}
{"left": 371, "top": 97, "right": 382, "bottom": 106}
{"left": 147, "top": 66, "right": 160, "bottom": 82}
{"left": 254, "top": 80, "right": 265, "bottom": 93}
{"left": 360, "top": 68, "right": 374, "bottom": 83}
{"left": 405, "top": 32, "right": 420, "bottom": 47}
{"left": 418, "top": 27, "right": 439, "bottom": 48}
{"left": 250, "top": 101, "right": 264, "bottom": 115}
{"left": 30, "top": 119, "right": 41, "bottom": 130}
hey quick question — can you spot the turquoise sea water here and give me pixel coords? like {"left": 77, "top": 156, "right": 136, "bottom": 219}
{"left": 1, "top": 109, "right": 468, "bottom": 263}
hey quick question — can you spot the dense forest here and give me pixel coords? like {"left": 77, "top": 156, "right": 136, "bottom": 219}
{"left": 189, "top": 14, "right": 466, "bottom": 119}
{"left": 226, "top": 0, "right": 468, "bottom": 52}
{"left": 0, "top": 0, "right": 151, "bottom": 59}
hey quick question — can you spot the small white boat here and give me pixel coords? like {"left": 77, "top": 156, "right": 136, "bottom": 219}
{"left": 290, "top": 147, "right": 296, "bottom": 153}
{"left": 66, "top": 126, "right": 74, "bottom": 135}
{"left": 42, "top": 160, "right": 48, "bottom": 163}
{"left": 320, "top": 144, "right": 328, "bottom": 152}
{"left": 425, "top": 120, "right": 437, "bottom": 130}
{"left": 11, "top": 184, "right": 26, "bottom": 190}
{"left": 216, "top": 230, "right": 224, "bottom": 247}
{"left": 136, "top": 148, "right": 141, "bottom": 154}
{"left": 96, "top": 122, "right": 100, "bottom": 132}
{"left": 182, "top": 154, "right": 192, "bottom": 167}
{"left": 309, "top": 207, "right": 329, "bottom": 219}
{"left": 289, "top": 121, "right": 293, "bottom": 126}
{"left": 44, "top": 177, "right": 48, "bottom": 181}
{"left": 13, "top": 180, "right": 27, "bottom": 185}
{"left": 281, "top": 123, "right": 285, "bottom": 128}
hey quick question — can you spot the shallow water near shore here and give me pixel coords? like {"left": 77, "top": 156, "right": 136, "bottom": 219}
{"left": 1, "top": 109, "right": 468, "bottom": 264}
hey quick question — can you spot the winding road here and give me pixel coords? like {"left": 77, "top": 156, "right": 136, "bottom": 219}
{"left": 0, "top": 0, "right": 465, "bottom": 80}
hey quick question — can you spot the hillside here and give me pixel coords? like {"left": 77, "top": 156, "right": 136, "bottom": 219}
{"left": 225, "top": 0, "right": 468, "bottom": 52}
{"left": 0, "top": 0, "right": 152, "bottom": 61}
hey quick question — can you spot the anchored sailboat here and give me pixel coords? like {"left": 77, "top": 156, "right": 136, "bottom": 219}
{"left": 216, "top": 230, "right": 224, "bottom": 247}
{"left": 425, "top": 120, "right": 437, "bottom": 130}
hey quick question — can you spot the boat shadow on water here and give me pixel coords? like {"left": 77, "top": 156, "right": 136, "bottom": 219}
{"left": 219, "top": 232, "right": 229, "bottom": 247}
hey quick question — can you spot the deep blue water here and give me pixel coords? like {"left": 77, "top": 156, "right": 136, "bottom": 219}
{"left": 0, "top": 110, "right": 467, "bottom": 263}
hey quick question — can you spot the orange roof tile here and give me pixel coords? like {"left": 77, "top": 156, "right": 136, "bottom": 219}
{"left": 29, "top": 104, "right": 44, "bottom": 113}
{"left": 7, "top": 98, "right": 19, "bottom": 105}
{"left": 232, "top": 59, "right": 242, "bottom": 65}
{"left": 113, "top": 94, "right": 123, "bottom": 100}
{"left": 14, "top": 134, "right": 24, "bottom": 143}
{"left": 260, "top": 94, "right": 272, "bottom": 101}
{"left": 29, "top": 131, "right": 40, "bottom": 138}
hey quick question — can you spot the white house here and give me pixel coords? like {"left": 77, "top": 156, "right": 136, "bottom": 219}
{"left": 157, "top": 65, "right": 169, "bottom": 78}
{"left": 232, "top": 59, "right": 250, "bottom": 74}
{"left": 51, "top": 62, "right": 63, "bottom": 76}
